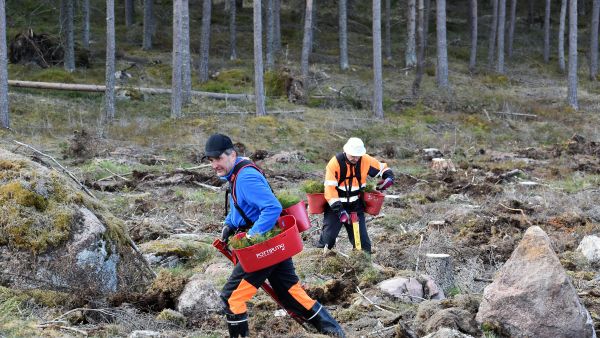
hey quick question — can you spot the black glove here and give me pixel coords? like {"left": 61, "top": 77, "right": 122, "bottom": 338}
{"left": 376, "top": 177, "right": 393, "bottom": 191}
{"left": 331, "top": 201, "right": 350, "bottom": 224}
{"left": 221, "top": 224, "right": 234, "bottom": 243}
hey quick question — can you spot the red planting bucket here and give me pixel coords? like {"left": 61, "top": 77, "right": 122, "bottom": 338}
{"left": 306, "top": 193, "right": 327, "bottom": 214}
{"left": 363, "top": 191, "right": 385, "bottom": 216}
{"left": 281, "top": 200, "right": 311, "bottom": 232}
{"left": 232, "top": 215, "right": 303, "bottom": 273}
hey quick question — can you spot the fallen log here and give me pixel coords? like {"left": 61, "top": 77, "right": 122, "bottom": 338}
{"left": 8, "top": 80, "right": 253, "bottom": 101}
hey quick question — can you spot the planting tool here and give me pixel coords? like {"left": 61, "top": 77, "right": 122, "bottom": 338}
{"left": 351, "top": 212, "right": 361, "bottom": 250}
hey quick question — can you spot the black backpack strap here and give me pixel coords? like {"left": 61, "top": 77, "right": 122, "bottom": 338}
{"left": 225, "top": 159, "right": 268, "bottom": 227}
{"left": 335, "top": 152, "right": 347, "bottom": 187}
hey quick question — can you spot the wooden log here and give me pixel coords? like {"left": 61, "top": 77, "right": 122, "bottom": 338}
{"left": 425, "top": 253, "right": 454, "bottom": 294}
{"left": 8, "top": 80, "right": 253, "bottom": 101}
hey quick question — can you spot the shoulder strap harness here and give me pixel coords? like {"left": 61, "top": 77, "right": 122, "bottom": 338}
{"left": 225, "top": 159, "right": 270, "bottom": 227}
{"left": 335, "top": 152, "right": 362, "bottom": 203}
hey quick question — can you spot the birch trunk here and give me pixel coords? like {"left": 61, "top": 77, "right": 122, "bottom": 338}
{"left": 199, "top": 0, "right": 212, "bottom": 83}
{"left": 82, "top": 0, "right": 90, "bottom": 50}
{"left": 266, "top": 0, "right": 275, "bottom": 70}
{"left": 339, "top": 0, "right": 349, "bottom": 70}
{"left": 125, "top": 0, "right": 135, "bottom": 27}
{"left": 64, "top": 0, "right": 75, "bottom": 72}
{"left": 507, "top": 0, "right": 516, "bottom": 58}
{"left": 143, "top": 0, "right": 154, "bottom": 50}
{"left": 0, "top": 0, "right": 9, "bottom": 129}
{"left": 229, "top": 0, "right": 237, "bottom": 60}
{"left": 171, "top": 0, "right": 183, "bottom": 118}
{"left": 384, "top": 0, "right": 391, "bottom": 61}
{"left": 301, "top": 0, "right": 314, "bottom": 81}
{"left": 373, "top": 0, "right": 384, "bottom": 118}
{"left": 406, "top": 0, "right": 417, "bottom": 67}
{"left": 469, "top": 0, "right": 478, "bottom": 71}
{"left": 544, "top": 0, "right": 551, "bottom": 63}
{"left": 488, "top": 0, "right": 498, "bottom": 67}
{"left": 105, "top": 0, "right": 116, "bottom": 121}
{"left": 436, "top": 0, "right": 449, "bottom": 88}
{"left": 182, "top": 0, "right": 191, "bottom": 104}
{"left": 590, "top": 0, "right": 600, "bottom": 80}
{"left": 567, "top": 0, "right": 578, "bottom": 109}
{"left": 254, "top": 0, "right": 267, "bottom": 116}
{"left": 559, "top": 0, "right": 567, "bottom": 72}
{"left": 412, "top": 0, "right": 425, "bottom": 96}
{"left": 496, "top": 0, "right": 506, "bottom": 73}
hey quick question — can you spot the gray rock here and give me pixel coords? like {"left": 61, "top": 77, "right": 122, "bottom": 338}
{"left": 577, "top": 235, "right": 600, "bottom": 263}
{"left": 177, "top": 273, "right": 222, "bottom": 321}
{"left": 422, "top": 327, "right": 475, "bottom": 338}
{"left": 128, "top": 330, "right": 161, "bottom": 338}
{"left": 476, "top": 226, "right": 596, "bottom": 338}
{"left": 378, "top": 275, "right": 444, "bottom": 303}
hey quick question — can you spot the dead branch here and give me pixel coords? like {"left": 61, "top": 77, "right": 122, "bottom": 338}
{"left": 192, "top": 181, "right": 221, "bottom": 192}
{"left": 38, "top": 323, "right": 88, "bottom": 336}
{"left": 499, "top": 203, "right": 533, "bottom": 226}
{"left": 355, "top": 286, "right": 397, "bottom": 314}
{"left": 104, "top": 168, "right": 131, "bottom": 181}
{"left": 493, "top": 111, "right": 538, "bottom": 118}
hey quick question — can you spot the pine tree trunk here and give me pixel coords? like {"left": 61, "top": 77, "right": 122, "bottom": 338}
{"left": 436, "top": 0, "right": 449, "bottom": 88}
{"left": 301, "top": 0, "right": 314, "bottom": 81}
{"left": 581, "top": 0, "right": 587, "bottom": 17}
{"left": 406, "top": 0, "right": 417, "bottom": 67}
{"left": 469, "top": 0, "right": 478, "bottom": 71}
{"left": 507, "top": 0, "right": 516, "bottom": 58}
{"left": 125, "top": 0, "right": 135, "bottom": 27}
{"left": 413, "top": 0, "right": 425, "bottom": 96}
{"left": 64, "top": 0, "right": 75, "bottom": 72}
{"left": 496, "top": 0, "right": 506, "bottom": 73}
{"left": 105, "top": 0, "right": 116, "bottom": 121}
{"left": 82, "top": 0, "right": 90, "bottom": 50}
{"left": 254, "top": 0, "right": 267, "bottom": 116}
{"left": 544, "top": 0, "right": 551, "bottom": 63}
{"left": 60, "top": 0, "right": 67, "bottom": 35}
{"left": 311, "top": 0, "right": 317, "bottom": 53}
{"left": 568, "top": 0, "right": 578, "bottom": 109}
{"left": 528, "top": 0, "right": 535, "bottom": 28}
{"left": 182, "top": 0, "right": 191, "bottom": 104}
{"left": 0, "top": 0, "right": 9, "bottom": 129}
{"left": 373, "top": 0, "right": 384, "bottom": 118}
{"left": 423, "top": 0, "right": 431, "bottom": 52}
{"left": 143, "top": 0, "right": 154, "bottom": 50}
{"left": 488, "top": 0, "right": 498, "bottom": 68}
{"left": 266, "top": 0, "right": 275, "bottom": 70}
{"left": 229, "top": 0, "right": 237, "bottom": 60}
{"left": 384, "top": 0, "right": 392, "bottom": 61}
{"left": 339, "top": 0, "right": 349, "bottom": 70}
{"left": 274, "top": 0, "right": 281, "bottom": 53}
{"left": 199, "top": 0, "right": 212, "bottom": 83}
{"left": 559, "top": 0, "right": 567, "bottom": 72}
{"left": 590, "top": 0, "right": 599, "bottom": 80}
{"left": 171, "top": 0, "right": 183, "bottom": 118}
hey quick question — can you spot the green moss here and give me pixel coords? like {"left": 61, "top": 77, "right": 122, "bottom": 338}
{"left": 28, "top": 68, "right": 76, "bottom": 83}
{"left": 0, "top": 160, "right": 25, "bottom": 171}
{"left": 0, "top": 181, "right": 48, "bottom": 211}
{"left": 140, "top": 238, "right": 213, "bottom": 264}
{"left": 199, "top": 80, "right": 233, "bottom": 93}
{"left": 264, "top": 70, "right": 287, "bottom": 97}
{"left": 156, "top": 309, "right": 186, "bottom": 326}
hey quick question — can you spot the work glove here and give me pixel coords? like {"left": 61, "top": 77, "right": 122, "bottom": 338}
{"left": 331, "top": 201, "right": 350, "bottom": 224}
{"left": 376, "top": 177, "right": 393, "bottom": 191}
{"left": 221, "top": 224, "right": 234, "bottom": 243}
{"left": 339, "top": 210, "right": 350, "bottom": 224}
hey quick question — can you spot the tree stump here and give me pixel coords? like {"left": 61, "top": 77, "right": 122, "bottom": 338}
{"left": 425, "top": 253, "right": 454, "bottom": 294}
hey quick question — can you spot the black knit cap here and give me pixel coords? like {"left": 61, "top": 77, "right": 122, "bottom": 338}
{"left": 204, "top": 133, "right": 234, "bottom": 158}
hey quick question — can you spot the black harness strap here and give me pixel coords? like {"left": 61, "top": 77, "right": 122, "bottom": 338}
{"left": 335, "top": 152, "right": 362, "bottom": 203}
{"left": 225, "top": 159, "right": 269, "bottom": 227}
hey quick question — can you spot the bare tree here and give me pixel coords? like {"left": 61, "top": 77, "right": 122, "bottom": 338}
{"left": 339, "top": 0, "right": 349, "bottom": 70}
{"left": 384, "top": 0, "right": 391, "bottom": 61}
{"left": 559, "top": 0, "right": 567, "bottom": 72}
{"left": 182, "top": 0, "right": 191, "bottom": 104}
{"left": 254, "top": 0, "right": 267, "bottom": 116}
{"left": 507, "top": 0, "right": 516, "bottom": 58}
{"left": 423, "top": 0, "right": 431, "bottom": 51}
{"left": 436, "top": 0, "right": 449, "bottom": 88}
{"left": 64, "top": 0, "right": 75, "bottom": 72}
{"left": 496, "top": 0, "right": 506, "bottom": 73}
{"left": 301, "top": 0, "right": 314, "bottom": 81}
{"left": 406, "top": 0, "right": 417, "bottom": 66}
{"left": 171, "top": 0, "right": 183, "bottom": 118}
{"left": 143, "top": 0, "right": 154, "bottom": 50}
{"left": 373, "top": 0, "right": 383, "bottom": 118}
{"left": 488, "top": 0, "right": 498, "bottom": 67}
{"left": 274, "top": 0, "right": 281, "bottom": 53}
{"left": 229, "top": 0, "right": 237, "bottom": 60}
{"left": 544, "top": 0, "right": 551, "bottom": 63}
{"left": 568, "top": 0, "right": 578, "bottom": 109}
{"left": 105, "top": 0, "right": 116, "bottom": 121}
{"left": 590, "top": 0, "right": 600, "bottom": 80}
{"left": 82, "top": 0, "right": 90, "bottom": 50}
{"left": 0, "top": 0, "right": 9, "bottom": 129}
{"left": 199, "top": 0, "right": 212, "bottom": 83}
{"left": 413, "top": 0, "right": 425, "bottom": 96}
{"left": 528, "top": 0, "right": 535, "bottom": 28}
{"left": 266, "top": 0, "right": 275, "bottom": 70}
{"left": 469, "top": 0, "right": 478, "bottom": 71}
{"left": 125, "top": 0, "right": 135, "bottom": 27}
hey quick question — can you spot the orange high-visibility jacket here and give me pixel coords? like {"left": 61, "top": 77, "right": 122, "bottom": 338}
{"left": 324, "top": 153, "right": 392, "bottom": 206}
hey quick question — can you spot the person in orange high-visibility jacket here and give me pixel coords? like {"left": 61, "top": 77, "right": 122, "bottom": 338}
{"left": 317, "top": 137, "right": 394, "bottom": 254}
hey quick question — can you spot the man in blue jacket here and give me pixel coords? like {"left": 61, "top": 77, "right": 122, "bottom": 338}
{"left": 205, "top": 134, "right": 345, "bottom": 338}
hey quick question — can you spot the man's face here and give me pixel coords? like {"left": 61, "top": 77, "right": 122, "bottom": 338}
{"left": 209, "top": 151, "right": 237, "bottom": 176}
{"left": 346, "top": 154, "right": 361, "bottom": 164}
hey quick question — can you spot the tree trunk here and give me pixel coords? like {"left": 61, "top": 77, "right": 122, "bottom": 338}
{"left": 406, "top": 0, "right": 417, "bottom": 67}
{"left": 559, "top": 0, "right": 567, "bottom": 72}
{"left": 105, "top": 0, "right": 116, "bottom": 121}
{"left": 373, "top": 0, "right": 384, "bottom": 118}
{"left": 64, "top": 0, "right": 75, "bottom": 72}
{"left": 266, "top": 0, "right": 275, "bottom": 70}
{"left": 229, "top": 0, "right": 237, "bottom": 60}
{"left": 590, "top": 0, "right": 600, "bottom": 80}
{"left": 544, "top": 0, "right": 551, "bottom": 63}
{"left": 311, "top": 0, "right": 317, "bottom": 53}
{"left": 171, "top": 0, "right": 183, "bottom": 118}
{"left": 507, "top": 0, "right": 516, "bottom": 58}
{"left": 254, "top": 0, "right": 267, "bottom": 116}
{"left": 60, "top": 0, "right": 67, "bottom": 35}
{"left": 412, "top": 0, "right": 425, "bottom": 96}
{"left": 581, "top": 0, "right": 587, "bottom": 17}
{"left": 469, "top": 0, "right": 478, "bottom": 71}
{"left": 143, "top": 0, "right": 154, "bottom": 50}
{"left": 384, "top": 0, "right": 392, "bottom": 61}
{"left": 488, "top": 0, "right": 498, "bottom": 67}
{"left": 0, "top": 0, "right": 9, "bottom": 129}
{"left": 425, "top": 253, "right": 454, "bottom": 295}
{"left": 496, "top": 0, "right": 506, "bottom": 73}
{"left": 424, "top": 0, "right": 431, "bottom": 52}
{"left": 528, "top": 0, "right": 535, "bottom": 28}
{"left": 339, "top": 0, "right": 349, "bottom": 70}
{"left": 125, "top": 0, "right": 135, "bottom": 27}
{"left": 301, "top": 0, "right": 314, "bottom": 81}
{"left": 199, "top": 0, "right": 212, "bottom": 83}
{"left": 274, "top": 0, "right": 281, "bottom": 53}
{"left": 82, "top": 0, "right": 90, "bottom": 50}
{"left": 436, "top": 0, "right": 449, "bottom": 88}
{"left": 568, "top": 0, "right": 578, "bottom": 109}
{"left": 182, "top": 0, "right": 191, "bottom": 104}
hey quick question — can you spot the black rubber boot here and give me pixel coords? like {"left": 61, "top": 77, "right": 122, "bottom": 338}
{"left": 226, "top": 313, "right": 249, "bottom": 338}
{"left": 307, "top": 302, "right": 346, "bottom": 337}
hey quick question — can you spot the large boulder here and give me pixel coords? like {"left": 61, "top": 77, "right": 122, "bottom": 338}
{"left": 476, "top": 226, "right": 596, "bottom": 338}
{"left": 577, "top": 235, "right": 600, "bottom": 264}
{"left": 177, "top": 273, "right": 222, "bottom": 322}
{"left": 0, "top": 148, "right": 152, "bottom": 297}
